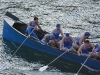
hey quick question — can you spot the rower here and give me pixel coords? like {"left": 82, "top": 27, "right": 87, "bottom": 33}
{"left": 41, "top": 34, "right": 59, "bottom": 48}
{"left": 26, "top": 17, "right": 43, "bottom": 39}
{"left": 77, "top": 40, "right": 95, "bottom": 57}
{"left": 73, "top": 32, "right": 91, "bottom": 50}
{"left": 60, "top": 33, "right": 77, "bottom": 53}
{"left": 51, "top": 24, "right": 64, "bottom": 41}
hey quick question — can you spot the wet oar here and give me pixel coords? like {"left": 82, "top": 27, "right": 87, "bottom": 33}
{"left": 0, "top": 29, "right": 34, "bottom": 70}
{"left": 39, "top": 48, "right": 72, "bottom": 72}
{"left": 81, "top": 63, "right": 98, "bottom": 72}
{"left": 0, "top": 62, "right": 9, "bottom": 70}
{"left": 75, "top": 52, "right": 93, "bottom": 75}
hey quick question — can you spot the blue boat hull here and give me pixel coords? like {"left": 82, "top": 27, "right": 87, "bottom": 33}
{"left": 2, "top": 19, "right": 100, "bottom": 69}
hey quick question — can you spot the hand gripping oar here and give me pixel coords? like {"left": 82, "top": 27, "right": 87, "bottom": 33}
{"left": 39, "top": 48, "right": 72, "bottom": 72}
{"left": 0, "top": 29, "right": 34, "bottom": 70}
{"left": 75, "top": 52, "right": 93, "bottom": 75}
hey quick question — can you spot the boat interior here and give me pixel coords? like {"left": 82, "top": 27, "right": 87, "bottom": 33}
{"left": 12, "top": 22, "right": 48, "bottom": 40}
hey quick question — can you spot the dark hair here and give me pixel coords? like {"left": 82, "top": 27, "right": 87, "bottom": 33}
{"left": 84, "top": 40, "right": 90, "bottom": 43}
{"left": 85, "top": 34, "right": 90, "bottom": 36}
{"left": 34, "top": 17, "right": 38, "bottom": 20}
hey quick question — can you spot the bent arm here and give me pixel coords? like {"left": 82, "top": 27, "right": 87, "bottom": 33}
{"left": 60, "top": 37, "right": 64, "bottom": 50}
{"left": 79, "top": 37, "right": 84, "bottom": 46}
{"left": 60, "top": 29, "right": 64, "bottom": 37}
{"left": 71, "top": 37, "right": 76, "bottom": 45}
{"left": 77, "top": 45, "right": 83, "bottom": 56}
{"left": 90, "top": 43, "right": 95, "bottom": 52}
{"left": 37, "top": 24, "right": 42, "bottom": 30}
{"left": 44, "top": 35, "right": 49, "bottom": 44}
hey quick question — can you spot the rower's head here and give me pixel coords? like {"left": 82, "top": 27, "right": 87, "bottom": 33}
{"left": 56, "top": 24, "right": 60, "bottom": 30}
{"left": 34, "top": 17, "right": 38, "bottom": 23}
{"left": 84, "top": 32, "right": 90, "bottom": 38}
{"left": 49, "top": 34, "right": 55, "bottom": 39}
{"left": 66, "top": 33, "right": 70, "bottom": 37}
{"left": 84, "top": 40, "right": 90, "bottom": 46}
{"left": 84, "top": 40, "right": 89, "bottom": 43}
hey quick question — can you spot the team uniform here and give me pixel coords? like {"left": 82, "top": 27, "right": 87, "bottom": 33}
{"left": 26, "top": 21, "right": 38, "bottom": 39}
{"left": 63, "top": 36, "right": 72, "bottom": 51}
{"left": 81, "top": 44, "right": 91, "bottom": 56}
{"left": 61, "top": 33, "right": 73, "bottom": 51}
{"left": 53, "top": 29, "right": 61, "bottom": 41}
{"left": 41, "top": 34, "right": 55, "bottom": 44}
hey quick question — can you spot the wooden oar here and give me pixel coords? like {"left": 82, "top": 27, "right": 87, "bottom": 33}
{"left": 0, "top": 29, "right": 34, "bottom": 70}
{"left": 39, "top": 48, "right": 72, "bottom": 72}
{"left": 74, "top": 52, "right": 94, "bottom": 75}
{"left": 81, "top": 63, "right": 99, "bottom": 72}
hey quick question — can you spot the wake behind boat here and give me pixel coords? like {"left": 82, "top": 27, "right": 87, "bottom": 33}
{"left": 2, "top": 12, "right": 100, "bottom": 70}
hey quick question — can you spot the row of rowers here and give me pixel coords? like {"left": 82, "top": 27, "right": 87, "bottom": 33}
{"left": 26, "top": 17, "right": 100, "bottom": 60}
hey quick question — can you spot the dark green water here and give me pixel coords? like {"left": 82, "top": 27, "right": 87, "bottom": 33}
{"left": 1, "top": 38, "right": 100, "bottom": 75}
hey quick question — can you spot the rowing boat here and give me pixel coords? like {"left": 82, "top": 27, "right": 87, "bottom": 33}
{"left": 2, "top": 12, "right": 100, "bottom": 70}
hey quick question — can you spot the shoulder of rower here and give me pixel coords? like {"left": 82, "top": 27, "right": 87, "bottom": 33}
{"left": 62, "top": 37, "right": 66, "bottom": 40}
{"left": 89, "top": 43, "right": 94, "bottom": 47}
{"left": 29, "top": 21, "right": 33, "bottom": 25}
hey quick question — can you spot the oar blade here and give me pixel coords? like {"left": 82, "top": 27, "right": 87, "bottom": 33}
{"left": 0, "top": 62, "right": 10, "bottom": 70}
{"left": 39, "top": 66, "right": 48, "bottom": 72}
{"left": 81, "top": 63, "right": 95, "bottom": 71}
{"left": 74, "top": 74, "right": 78, "bottom": 75}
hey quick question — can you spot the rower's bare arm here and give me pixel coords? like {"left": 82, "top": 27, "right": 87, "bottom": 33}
{"left": 71, "top": 37, "right": 76, "bottom": 45}
{"left": 79, "top": 37, "right": 83, "bottom": 46}
{"left": 60, "top": 29, "right": 64, "bottom": 37}
{"left": 60, "top": 37, "right": 64, "bottom": 50}
{"left": 77, "top": 45, "right": 83, "bottom": 56}
{"left": 37, "top": 24, "right": 42, "bottom": 30}
{"left": 45, "top": 35, "right": 48, "bottom": 44}
{"left": 90, "top": 43, "right": 95, "bottom": 52}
